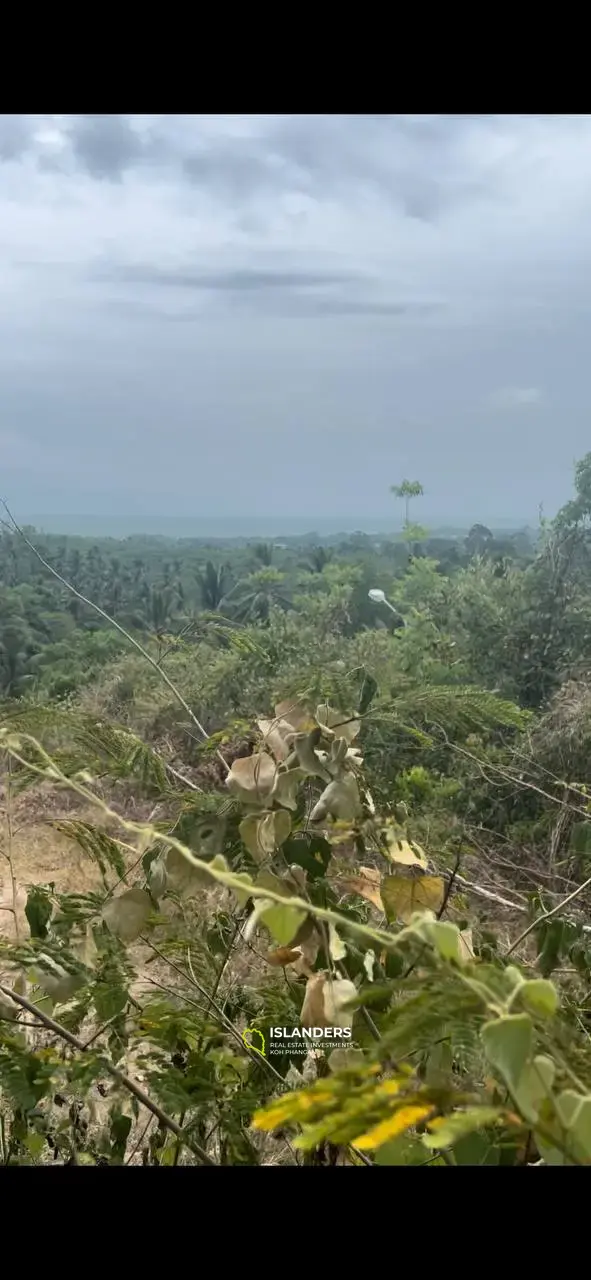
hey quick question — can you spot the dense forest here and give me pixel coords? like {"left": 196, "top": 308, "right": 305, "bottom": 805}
{"left": 2, "top": 461, "right": 591, "bottom": 1166}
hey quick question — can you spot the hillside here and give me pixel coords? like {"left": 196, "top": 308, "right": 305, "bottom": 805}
{"left": 2, "top": 464, "right": 591, "bottom": 1166}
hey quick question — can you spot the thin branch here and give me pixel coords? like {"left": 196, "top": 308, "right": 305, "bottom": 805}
{"left": 0, "top": 503, "right": 228, "bottom": 773}
{"left": 506, "top": 871, "right": 591, "bottom": 957}
{"left": 0, "top": 980, "right": 216, "bottom": 1166}
{"left": 437, "top": 850, "right": 461, "bottom": 920}
{"left": 0, "top": 754, "right": 20, "bottom": 943}
{"left": 124, "top": 1113, "right": 155, "bottom": 1166}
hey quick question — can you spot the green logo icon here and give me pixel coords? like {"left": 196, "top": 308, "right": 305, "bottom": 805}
{"left": 242, "top": 1027, "right": 266, "bottom": 1058}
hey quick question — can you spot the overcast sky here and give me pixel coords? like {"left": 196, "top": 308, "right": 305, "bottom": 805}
{"left": 2, "top": 113, "right": 591, "bottom": 530}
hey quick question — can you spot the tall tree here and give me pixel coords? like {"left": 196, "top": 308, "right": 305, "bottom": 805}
{"left": 390, "top": 479, "right": 424, "bottom": 528}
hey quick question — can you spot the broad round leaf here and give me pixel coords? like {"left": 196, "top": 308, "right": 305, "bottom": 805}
{"left": 102, "top": 887, "right": 152, "bottom": 942}
{"left": 380, "top": 874, "right": 444, "bottom": 924}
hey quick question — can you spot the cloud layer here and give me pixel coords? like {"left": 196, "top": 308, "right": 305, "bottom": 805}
{"left": 1, "top": 114, "right": 590, "bottom": 526}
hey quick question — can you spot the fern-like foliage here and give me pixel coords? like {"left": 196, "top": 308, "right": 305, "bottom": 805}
{"left": 0, "top": 703, "right": 169, "bottom": 794}
{"left": 376, "top": 683, "right": 528, "bottom": 740}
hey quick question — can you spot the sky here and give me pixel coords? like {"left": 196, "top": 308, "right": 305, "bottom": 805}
{"left": 1, "top": 113, "right": 591, "bottom": 532}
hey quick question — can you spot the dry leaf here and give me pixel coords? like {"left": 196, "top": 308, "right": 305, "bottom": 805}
{"left": 301, "top": 972, "right": 329, "bottom": 1028}
{"left": 267, "top": 946, "right": 303, "bottom": 967}
{"left": 292, "top": 732, "right": 332, "bottom": 781}
{"left": 272, "top": 767, "right": 306, "bottom": 810}
{"left": 275, "top": 699, "right": 316, "bottom": 733}
{"left": 315, "top": 703, "right": 361, "bottom": 744}
{"left": 337, "top": 866, "right": 383, "bottom": 911}
{"left": 323, "top": 977, "right": 357, "bottom": 1030}
{"left": 300, "top": 972, "right": 357, "bottom": 1031}
{"left": 380, "top": 874, "right": 445, "bottom": 924}
{"left": 226, "top": 752, "right": 277, "bottom": 804}
{"left": 458, "top": 928, "right": 475, "bottom": 962}
{"left": 257, "top": 717, "right": 293, "bottom": 762}
{"left": 310, "top": 774, "right": 361, "bottom": 822}
{"left": 239, "top": 810, "right": 291, "bottom": 862}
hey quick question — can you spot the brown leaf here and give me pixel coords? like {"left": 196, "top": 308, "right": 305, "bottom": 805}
{"left": 337, "top": 866, "right": 384, "bottom": 911}
{"left": 267, "top": 946, "right": 303, "bottom": 967}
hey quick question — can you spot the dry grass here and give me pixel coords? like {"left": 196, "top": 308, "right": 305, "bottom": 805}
{"left": 0, "top": 787, "right": 107, "bottom": 943}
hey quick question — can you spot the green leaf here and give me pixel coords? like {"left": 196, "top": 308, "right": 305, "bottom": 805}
{"left": 518, "top": 979, "right": 558, "bottom": 1019}
{"left": 230, "top": 872, "right": 255, "bottom": 908}
{"left": 569, "top": 821, "right": 591, "bottom": 855}
{"left": 426, "top": 921, "right": 462, "bottom": 963}
{"left": 514, "top": 1055, "right": 555, "bottom": 1125}
{"left": 24, "top": 1132, "right": 46, "bottom": 1160}
{"left": 536, "top": 919, "right": 576, "bottom": 978}
{"left": 358, "top": 672, "right": 379, "bottom": 716}
{"left": 53, "top": 820, "right": 127, "bottom": 880}
{"left": 162, "top": 846, "right": 211, "bottom": 897}
{"left": 423, "top": 1107, "right": 503, "bottom": 1150}
{"left": 259, "top": 902, "right": 307, "bottom": 947}
{"left": 24, "top": 887, "right": 52, "bottom": 940}
{"left": 282, "top": 834, "right": 331, "bottom": 880}
{"left": 555, "top": 1092, "right": 591, "bottom": 1161}
{"left": 239, "top": 810, "right": 291, "bottom": 863}
{"left": 481, "top": 1014, "right": 533, "bottom": 1093}
{"left": 102, "top": 887, "right": 152, "bottom": 942}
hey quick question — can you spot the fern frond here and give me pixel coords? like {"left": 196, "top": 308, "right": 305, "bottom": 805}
{"left": 51, "top": 820, "right": 128, "bottom": 880}
{"left": 376, "top": 684, "right": 528, "bottom": 739}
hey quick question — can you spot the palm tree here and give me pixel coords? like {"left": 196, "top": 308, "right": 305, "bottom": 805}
{"left": 196, "top": 561, "right": 231, "bottom": 611}
{"left": 252, "top": 542, "right": 274, "bottom": 567}
{"left": 391, "top": 479, "right": 424, "bottom": 528}
{"left": 223, "top": 568, "right": 291, "bottom": 624}
{"left": 303, "top": 545, "right": 334, "bottom": 574}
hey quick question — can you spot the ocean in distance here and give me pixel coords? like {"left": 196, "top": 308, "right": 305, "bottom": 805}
{"left": 23, "top": 513, "right": 527, "bottom": 540}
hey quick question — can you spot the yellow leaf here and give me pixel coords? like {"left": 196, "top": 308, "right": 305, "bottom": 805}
{"left": 380, "top": 875, "right": 445, "bottom": 924}
{"left": 384, "top": 825, "right": 428, "bottom": 869}
{"left": 328, "top": 922, "right": 347, "bottom": 961}
{"left": 354, "top": 1104, "right": 434, "bottom": 1150}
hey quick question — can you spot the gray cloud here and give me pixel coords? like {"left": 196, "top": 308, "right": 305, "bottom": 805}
{"left": 1, "top": 115, "right": 591, "bottom": 527}
{"left": 66, "top": 114, "right": 146, "bottom": 180}
{"left": 100, "top": 263, "right": 358, "bottom": 291}
{"left": 0, "top": 114, "right": 32, "bottom": 161}
{"left": 0, "top": 114, "right": 534, "bottom": 221}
